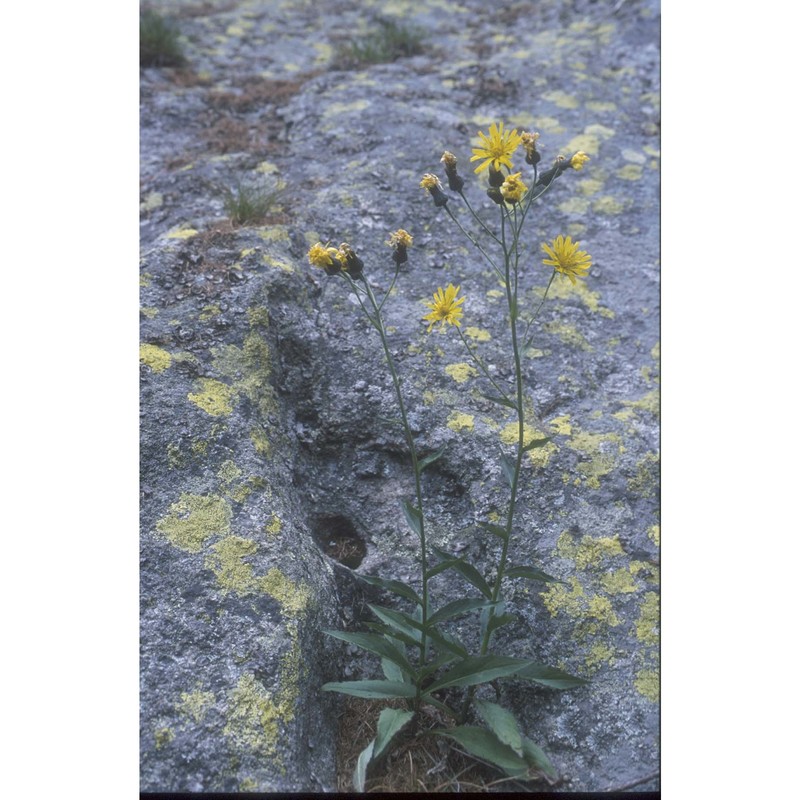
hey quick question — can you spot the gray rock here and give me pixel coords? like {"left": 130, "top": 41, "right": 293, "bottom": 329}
{"left": 141, "top": 0, "right": 659, "bottom": 792}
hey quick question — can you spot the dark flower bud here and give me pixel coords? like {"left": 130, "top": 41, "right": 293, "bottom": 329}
{"left": 338, "top": 243, "right": 364, "bottom": 278}
{"left": 486, "top": 186, "right": 505, "bottom": 205}
{"left": 488, "top": 167, "right": 505, "bottom": 188}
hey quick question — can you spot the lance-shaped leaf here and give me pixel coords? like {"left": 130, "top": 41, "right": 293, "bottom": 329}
{"left": 359, "top": 574, "right": 423, "bottom": 605}
{"left": 480, "top": 391, "right": 517, "bottom": 410}
{"left": 401, "top": 499, "right": 423, "bottom": 536}
{"left": 416, "top": 651, "right": 458, "bottom": 682}
{"left": 323, "top": 630, "right": 414, "bottom": 677}
{"left": 418, "top": 446, "right": 446, "bottom": 472}
{"left": 381, "top": 657, "right": 407, "bottom": 683}
{"left": 364, "top": 622, "right": 421, "bottom": 650}
{"left": 427, "top": 548, "right": 493, "bottom": 599}
{"left": 513, "top": 663, "right": 589, "bottom": 689}
{"left": 521, "top": 436, "right": 551, "bottom": 453}
{"left": 433, "top": 726, "right": 529, "bottom": 778}
{"left": 499, "top": 453, "right": 516, "bottom": 487}
{"left": 427, "top": 598, "right": 497, "bottom": 627}
{"left": 374, "top": 708, "right": 415, "bottom": 761}
{"left": 504, "top": 565, "right": 566, "bottom": 585}
{"left": 429, "top": 628, "right": 469, "bottom": 659}
{"left": 353, "top": 738, "right": 375, "bottom": 793}
{"left": 368, "top": 604, "right": 423, "bottom": 644}
{"left": 474, "top": 699, "right": 524, "bottom": 757}
{"left": 480, "top": 521, "right": 510, "bottom": 542}
{"left": 486, "top": 611, "right": 517, "bottom": 636}
{"left": 521, "top": 736, "right": 557, "bottom": 779}
{"left": 321, "top": 680, "right": 418, "bottom": 699}
{"left": 425, "top": 655, "right": 532, "bottom": 693}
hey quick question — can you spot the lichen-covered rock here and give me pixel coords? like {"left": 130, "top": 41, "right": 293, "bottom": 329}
{"left": 141, "top": 0, "right": 659, "bottom": 792}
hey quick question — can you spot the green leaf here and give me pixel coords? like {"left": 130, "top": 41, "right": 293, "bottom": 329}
{"left": 521, "top": 436, "right": 551, "bottom": 453}
{"left": 486, "top": 612, "right": 517, "bottom": 636}
{"left": 321, "top": 680, "right": 418, "bottom": 699}
{"left": 443, "top": 559, "right": 493, "bottom": 600}
{"left": 418, "top": 446, "right": 446, "bottom": 472}
{"left": 480, "top": 522, "right": 510, "bottom": 542}
{"left": 401, "top": 500, "right": 423, "bottom": 536}
{"left": 428, "top": 628, "right": 469, "bottom": 658}
{"left": 323, "top": 630, "right": 414, "bottom": 676}
{"left": 474, "top": 699, "right": 524, "bottom": 756}
{"left": 364, "top": 622, "right": 421, "bottom": 650}
{"left": 416, "top": 651, "right": 458, "bottom": 681}
{"left": 480, "top": 391, "right": 517, "bottom": 410}
{"left": 521, "top": 736, "right": 557, "bottom": 779}
{"left": 353, "top": 738, "right": 374, "bottom": 793}
{"left": 374, "top": 708, "right": 415, "bottom": 761}
{"left": 499, "top": 453, "right": 515, "bottom": 486}
{"left": 514, "top": 663, "right": 589, "bottom": 689}
{"left": 425, "top": 558, "right": 460, "bottom": 580}
{"left": 427, "top": 598, "right": 496, "bottom": 627}
{"left": 381, "top": 657, "right": 407, "bottom": 683}
{"left": 368, "top": 604, "right": 424, "bottom": 643}
{"left": 359, "top": 574, "right": 423, "bottom": 605}
{"left": 425, "top": 656, "right": 532, "bottom": 693}
{"left": 504, "top": 565, "right": 565, "bottom": 585}
{"left": 433, "top": 726, "right": 529, "bottom": 777}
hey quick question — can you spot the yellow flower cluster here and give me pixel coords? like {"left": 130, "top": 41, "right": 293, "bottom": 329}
{"left": 541, "top": 235, "right": 592, "bottom": 284}
{"left": 423, "top": 284, "right": 465, "bottom": 332}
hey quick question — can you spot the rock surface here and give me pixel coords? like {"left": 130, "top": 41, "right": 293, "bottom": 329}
{"left": 140, "top": 0, "right": 660, "bottom": 792}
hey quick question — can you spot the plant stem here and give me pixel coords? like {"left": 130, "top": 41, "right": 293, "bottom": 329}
{"left": 444, "top": 204, "right": 503, "bottom": 278}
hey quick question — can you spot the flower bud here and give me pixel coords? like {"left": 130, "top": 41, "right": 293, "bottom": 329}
{"left": 338, "top": 242, "right": 364, "bottom": 278}
{"left": 440, "top": 151, "right": 464, "bottom": 192}
{"left": 387, "top": 229, "right": 413, "bottom": 265}
{"left": 420, "top": 173, "right": 449, "bottom": 207}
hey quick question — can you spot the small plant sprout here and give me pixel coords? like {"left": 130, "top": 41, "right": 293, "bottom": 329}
{"left": 336, "top": 18, "right": 426, "bottom": 68}
{"left": 314, "top": 119, "right": 595, "bottom": 791}
{"left": 222, "top": 179, "right": 286, "bottom": 227}
{"left": 140, "top": 9, "right": 186, "bottom": 68}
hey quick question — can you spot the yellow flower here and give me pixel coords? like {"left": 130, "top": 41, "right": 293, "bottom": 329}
{"left": 307, "top": 242, "right": 340, "bottom": 269}
{"left": 541, "top": 235, "right": 592, "bottom": 284}
{"left": 440, "top": 151, "right": 458, "bottom": 170}
{"left": 570, "top": 151, "right": 590, "bottom": 170}
{"left": 387, "top": 229, "right": 413, "bottom": 248}
{"left": 469, "top": 121, "right": 522, "bottom": 174}
{"left": 420, "top": 173, "right": 442, "bottom": 190}
{"left": 500, "top": 172, "right": 527, "bottom": 204}
{"left": 423, "top": 284, "right": 465, "bottom": 332}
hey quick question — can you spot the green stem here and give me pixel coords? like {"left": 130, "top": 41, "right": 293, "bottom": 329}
{"left": 456, "top": 326, "right": 514, "bottom": 407}
{"left": 522, "top": 270, "right": 556, "bottom": 346}
{"left": 458, "top": 190, "right": 502, "bottom": 245}
{"left": 445, "top": 204, "right": 503, "bottom": 278}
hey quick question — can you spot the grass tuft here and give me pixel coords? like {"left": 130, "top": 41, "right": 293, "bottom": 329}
{"left": 336, "top": 18, "right": 425, "bottom": 68}
{"left": 222, "top": 179, "right": 286, "bottom": 227}
{"left": 140, "top": 9, "right": 186, "bottom": 67}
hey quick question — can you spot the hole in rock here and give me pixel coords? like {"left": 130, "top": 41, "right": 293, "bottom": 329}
{"left": 312, "top": 514, "right": 367, "bottom": 569}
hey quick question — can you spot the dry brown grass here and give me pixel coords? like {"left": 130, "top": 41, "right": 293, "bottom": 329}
{"left": 335, "top": 697, "right": 552, "bottom": 793}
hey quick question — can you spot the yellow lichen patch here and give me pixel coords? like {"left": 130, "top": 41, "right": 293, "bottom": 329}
{"left": 247, "top": 306, "right": 270, "bottom": 327}
{"left": 205, "top": 536, "right": 261, "bottom": 595}
{"left": 140, "top": 307, "right": 159, "bottom": 318}
{"left": 555, "top": 530, "right": 626, "bottom": 570}
{"left": 541, "top": 575, "right": 585, "bottom": 618}
{"left": 313, "top": 41, "right": 333, "bottom": 64}
{"left": 240, "top": 778, "right": 259, "bottom": 791}
{"left": 558, "top": 196, "right": 591, "bottom": 215}
{"left": 217, "top": 460, "right": 244, "bottom": 487}
{"left": 262, "top": 255, "right": 294, "bottom": 272}
{"left": 500, "top": 421, "right": 557, "bottom": 467}
{"left": 166, "top": 226, "right": 199, "bottom": 240}
{"left": 140, "top": 273, "right": 152, "bottom": 288}
{"left": 622, "top": 389, "right": 660, "bottom": 419}
{"left": 543, "top": 322, "right": 592, "bottom": 351}
{"left": 256, "top": 161, "right": 279, "bottom": 175}
{"left": 140, "top": 343, "right": 172, "bottom": 374}
{"left": 444, "top": 363, "right": 477, "bottom": 384}
{"left": 265, "top": 514, "right": 282, "bottom": 538}
{"left": 635, "top": 592, "right": 660, "bottom": 646}
{"left": 648, "top": 525, "right": 660, "bottom": 547}
{"left": 534, "top": 116, "right": 564, "bottom": 135}
{"left": 177, "top": 690, "right": 216, "bottom": 723}
{"left": 260, "top": 568, "right": 312, "bottom": 616}
{"left": 585, "top": 101, "right": 617, "bottom": 113}
{"left": 593, "top": 196, "right": 626, "bottom": 215}
{"left": 616, "top": 164, "right": 643, "bottom": 181}
{"left": 464, "top": 327, "right": 491, "bottom": 342}
{"left": 628, "top": 452, "right": 660, "bottom": 497}
{"left": 587, "top": 595, "right": 621, "bottom": 627}
{"left": 140, "top": 192, "right": 163, "bottom": 212}
{"left": 326, "top": 99, "right": 370, "bottom": 115}
{"left": 212, "top": 332, "right": 275, "bottom": 418}
{"left": 543, "top": 277, "right": 615, "bottom": 318}
{"left": 577, "top": 177, "right": 605, "bottom": 196}
{"left": 156, "top": 493, "right": 232, "bottom": 552}
{"left": 447, "top": 412, "right": 475, "bottom": 432}
{"left": 223, "top": 673, "right": 286, "bottom": 757}
{"left": 600, "top": 567, "right": 638, "bottom": 595}
{"left": 228, "top": 477, "right": 266, "bottom": 504}
{"left": 486, "top": 289, "right": 505, "bottom": 300}
{"left": 257, "top": 227, "right": 291, "bottom": 244}
{"left": 188, "top": 378, "right": 236, "bottom": 417}
{"left": 543, "top": 90, "right": 579, "bottom": 109}
{"left": 549, "top": 415, "right": 572, "bottom": 436}
{"left": 567, "top": 429, "right": 624, "bottom": 488}
{"left": 621, "top": 148, "right": 646, "bottom": 165}
{"left": 525, "top": 347, "right": 545, "bottom": 359}
{"left": 634, "top": 668, "right": 659, "bottom": 702}
{"left": 250, "top": 426, "right": 271, "bottom": 457}
{"left": 166, "top": 442, "right": 184, "bottom": 470}
{"left": 199, "top": 304, "right": 221, "bottom": 321}
{"left": 154, "top": 727, "right": 174, "bottom": 749}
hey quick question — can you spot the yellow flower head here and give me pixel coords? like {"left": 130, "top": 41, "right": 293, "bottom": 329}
{"left": 500, "top": 172, "right": 527, "bottom": 204}
{"left": 521, "top": 131, "right": 540, "bottom": 155}
{"left": 470, "top": 121, "right": 522, "bottom": 174}
{"left": 570, "top": 151, "right": 590, "bottom": 170}
{"left": 420, "top": 173, "right": 442, "bottom": 190}
{"left": 308, "top": 242, "right": 340, "bottom": 269}
{"left": 440, "top": 151, "right": 458, "bottom": 170}
{"left": 423, "top": 284, "right": 465, "bottom": 332}
{"left": 541, "top": 235, "right": 592, "bottom": 285}
{"left": 387, "top": 229, "right": 413, "bottom": 248}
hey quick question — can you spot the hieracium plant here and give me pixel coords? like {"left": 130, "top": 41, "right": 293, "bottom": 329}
{"left": 309, "top": 120, "right": 594, "bottom": 791}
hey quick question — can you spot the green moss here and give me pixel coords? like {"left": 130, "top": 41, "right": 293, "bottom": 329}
{"left": 635, "top": 592, "right": 660, "bottom": 646}
{"left": 188, "top": 378, "right": 236, "bottom": 417}
{"left": 156, "top": 493, "right": 232, "bottom": 552}
{"left": 177, "top": 690, "right": 216, "bottom": 723}
{"left": 140, "top": 343, "right": 172, "bottom": 373}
